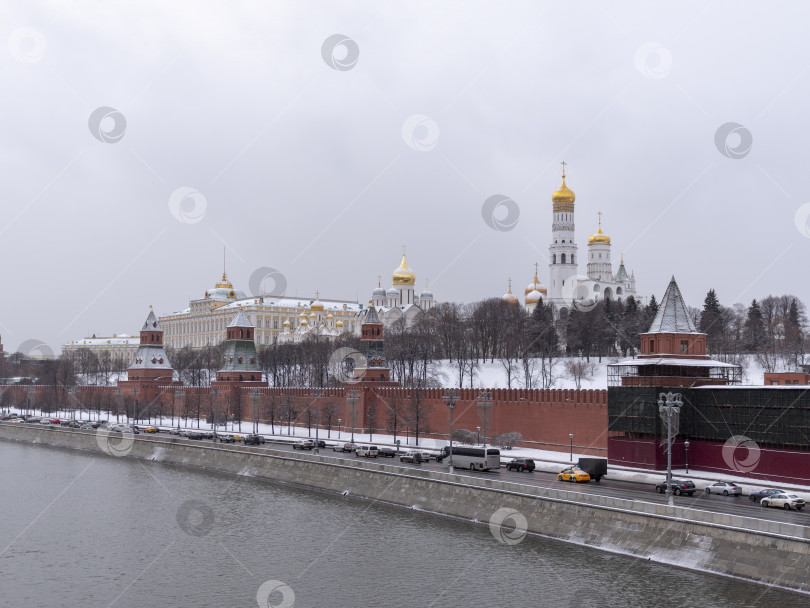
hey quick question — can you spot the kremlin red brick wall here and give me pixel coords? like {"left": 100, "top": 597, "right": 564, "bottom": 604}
{"left": 0, "top": 384, "right": 608, "bottom": 455}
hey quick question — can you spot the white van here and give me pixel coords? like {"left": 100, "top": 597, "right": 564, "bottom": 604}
{"left": 355, "top": 445, "right": 379, "bottom": 458}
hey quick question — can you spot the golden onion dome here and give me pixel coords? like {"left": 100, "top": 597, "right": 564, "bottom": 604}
{"left": 336, "top": 319, "right": 344, "bottom": 327}
{"left": 282, "top": 320, "right": 291, "bottom": 327}
{"left": 392, "top": 252, "right": 416, "bottom": 285}
{"left": 525, "top": 289, "right": 543, "bottom": 305}
{"left": 588, "top": 213, "right": 611, "bottom": 245}
{"left": 300, "top": 318, "right": 309, "bottom": 326}
{"left": 311, "top": 290, "right": 324, "bottom": 311}
{"left": 502, "top": 279, "right": 519, "bottom": 304}
{"left": 552, "top": 176, "right": 575, "bottom": 205}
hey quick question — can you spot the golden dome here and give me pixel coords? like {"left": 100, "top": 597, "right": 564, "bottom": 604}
{"left": 525, "top": 289, "right": 543, "bottom": 305}
{"left": 525, "top": 263, "right": 547, "bottom": 295}
{"left": 336, "top": 319, "right": 344, "bottom": 327}
{"left": 300, "top": 318, "right": 309, "bottom": 326}
{"left": 552, "top": 177, "right": 575, "bottom": 205}
{"left": 588, "top": 212, "right": 611, "bottom": 245}
{"left": 502, "top": 279, "right": 519, "bottom": 304}
{"left": 311, "top": 290, "right": 324, "bottom": 311}
{"left": 392, "top": 252, "right": 415, "bottom": 285}
{"left": 283, "top": 320, "right": 291, "bottom": 327}
{"left": 215, "top": 272, "right": 234, "bottom": 290}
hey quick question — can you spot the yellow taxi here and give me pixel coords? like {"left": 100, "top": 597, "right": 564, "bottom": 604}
{"left": 232, "top": 433, "right": 244, "bottom": 442}
{"left": 557, "top": 467, "right": 591, "bottom": 483}
{"left": 144, "top": 426, "right": 160, "bottom": 433}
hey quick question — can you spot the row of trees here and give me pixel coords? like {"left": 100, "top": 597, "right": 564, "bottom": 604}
{"left": 2, "top": 291, "right": 806, "bottom": 391}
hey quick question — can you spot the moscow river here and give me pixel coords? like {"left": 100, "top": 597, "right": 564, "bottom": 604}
{"left": 0, "top": 441, "right": 806, "bottom": 608}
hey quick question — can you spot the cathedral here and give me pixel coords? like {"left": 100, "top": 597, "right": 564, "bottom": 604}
{"left": 367, "top": 250, "right": 437, "bottom": 327}
{"left": 504, "top": 164, "right": 637, "bottom": 314}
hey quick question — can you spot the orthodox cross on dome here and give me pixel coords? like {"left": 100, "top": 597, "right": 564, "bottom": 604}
{"left": 315, "top": 289, "right": 320, "bottom": 299}
{"left": 508, "top": 277, "right": 512, "bottom": 291}
{"left": 377, "top": 275, "right": 381, "bottom": 287}
{"left": 561, "top": 160, "right": 567, "bottom": 178}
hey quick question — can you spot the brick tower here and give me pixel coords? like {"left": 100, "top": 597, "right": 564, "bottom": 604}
{"left": 215, "top": 309, "right": 263, "bottom": 384}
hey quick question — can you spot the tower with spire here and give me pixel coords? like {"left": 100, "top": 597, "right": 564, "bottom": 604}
{"left": 548, "top": 162, "right": 579, "bottom": 305}
{"left": 123, "top": 307, "right": 179, "bottom": 384}
{"left": 351, "top": 306, "right": 397, "bottom": 384}
{"left": 214, "top": 309, "right": 263, "bottom": 384}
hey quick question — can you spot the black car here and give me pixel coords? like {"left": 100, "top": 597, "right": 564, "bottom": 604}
{"left": 188, "top": 432, "right": 203, "bottom": 440}
{"left": 219, "top": 434, "right": 236, "bottom": 443}
{"left": 655, "top": 479, "right": 696, "bottom": 496}
{"left": 748, "top": 488, "right": 785, "bottom": 502}
{"left": 378, "top": 447, "right": 396, "bottom": 458}
{"left": 243, "top": 434, "right": 266, "bottom": 445}
{"left": 506, "top": 458, "right": 535, "bottom": 472}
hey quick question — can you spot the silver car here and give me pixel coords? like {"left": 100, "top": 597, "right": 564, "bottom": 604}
{"left": 761, "top": 493, "right": 805, "bottom": 511}
{"left": 704, "top": 481, "right": 742, "bottom": 496}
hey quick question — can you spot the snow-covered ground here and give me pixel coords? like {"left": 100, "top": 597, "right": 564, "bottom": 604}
{"left": 431, "top": 354, "right": 769, "bottom": 390}
{"left": 8, "top": 405, "right": 808, "bottom": 502}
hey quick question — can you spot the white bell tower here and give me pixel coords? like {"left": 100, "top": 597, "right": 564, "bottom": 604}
{"left": 548, "top": 162, "right": 578, "bottom": 305}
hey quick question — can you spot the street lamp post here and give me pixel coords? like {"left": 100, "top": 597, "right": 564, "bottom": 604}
{"left": 312, "top": 390, "right": 324, "bottom": 454}
{"left": 476, "top": 426, "right": 481, "bottom": 445}
{"left": 211, "top": 387, "right": 219, "bottom": 444}
{"left": 67, "top": 386, "right": 77, "bottom": 422}
{"left": 337, "top": 418, "right": 341, "bottom": 440}
{"left": 658, "top": 391, "right": 683, "bottom": 506}
{"left": 176, "top": 388, "right": 184, "bottom": 432}
{"left": 476, "top": 391, "right": 492, "bottom": 452}
{"left": 443, "top": 389, "right": 459, "bottom": 473}
{"left": 347, "top": 390, "right": 359, "bottom": 443}
{"left": 251, "top": 388, "right": 260, "bottom": 434}
{"left": 569, "top": 433, "right": 574, "bottom": 462}
{"left": 684, "top": 439, "right": 690, "bottom": 474}
{"left": 131, "top": 387, "right": 138, "bottom": 427}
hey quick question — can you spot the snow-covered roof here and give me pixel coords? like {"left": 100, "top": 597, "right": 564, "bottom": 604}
{"left": 647, "top": 276, "right": 697, "bottom": 333}
{"left": 66, "top": 336, "right": 139, "bottom": 347}
{"left": 364, "top": 306, "right": 381, "bottom": 324}
{"left": 228, "top": 309, "right": 253, "bottom": 328}
{"left": 128, "top": 345, "right": 173, "bottom": 370}
{"left": 142, "top": 309, "right": 162, "bottom": 331}
{"left": 609, "top": 357, "right": 739, "bottom": 369}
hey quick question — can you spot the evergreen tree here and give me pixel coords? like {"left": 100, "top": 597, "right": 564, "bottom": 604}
{"left": 642, "top": 294, "right": 658, "bottom": 332}
{"left": 699, "top": 289, "right": 726, "bottom": 352}
{"left": 743, "top": 299, "right": 765, "bottom": 352}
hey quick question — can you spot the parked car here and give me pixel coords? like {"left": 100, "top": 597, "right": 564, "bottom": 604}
{"left": 506, "top": 458, "right": 535, "bottom": 472}
{"left": 761, "top": 493, "right": 805, "bottom": 511}
{"left": 749, "top": 488, "right": 785, "bottom": 502}
{"left": 332, "top": 442, "right": 357, "bottom": 452}
{"left": 293, "top": 439, "right": 315, "bottom": 450}
{"left": 188, "top": 432, "right": 203, "bottom": 440}
{"left": 232, "top": 434, "right": 244, "bottom": 442}
{"left": 655, "top": 479, "right": 696, "bottom": 496}
{"left": 355, "top": 445, "right": 379, "bottom": 458}
{"left": 378, "top": 447, "right": 396, "bottom": 458}
{"left": 399, "top": 450, "right": 422, "bottom": 463}
{"left": 704, "top": 481, "right": 742, "bottom": 496}
{"left": 79, "top": 422, "right": 95, "bottom": 430}
{"left": 143, "top": 426, "right": 160, "bottom": 434}
{"left": 49, "top": 419, "right": 61, "bottom": 425}
{"left": 219, "top": 434, "right": 236, "bottom": 443}
{"left": 169, "top": 428, "right": 181, "bottom": 435}
{"left": 558, "top": 467, "right": 591, "bottom": 483}
{"left": 243, "top": 434, "right": 266, "bottom": 445}
{"left": 418, "top": 451, "right": 433, "bottom": 462}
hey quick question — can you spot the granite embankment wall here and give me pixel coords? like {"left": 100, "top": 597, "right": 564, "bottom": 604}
{"left": 2, "top": 423, "right": 808, "bottom": 596}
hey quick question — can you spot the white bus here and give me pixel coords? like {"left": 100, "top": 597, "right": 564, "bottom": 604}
{"left": 437, "top": 446, "right": 501, "bottom": 471}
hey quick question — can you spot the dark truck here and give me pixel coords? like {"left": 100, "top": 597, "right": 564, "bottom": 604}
{"left": 577, "top": 457, "right": 607, "bottom": 482}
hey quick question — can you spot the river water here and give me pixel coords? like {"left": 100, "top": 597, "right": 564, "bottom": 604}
{"left": 0, "top": 441, "right": 805, "bottom": 608}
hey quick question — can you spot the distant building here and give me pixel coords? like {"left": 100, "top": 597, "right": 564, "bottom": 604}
{"left": 159, "top": 271, "right": 363, "bottom": 349}
{"left": 368, "top": 250, "right": 437, "bottom": 327}
{"left": 504, "top": 165, "right": 638, "bottom": 315}
{"left": 62, "top": 333, "right": 139, "bottom": 365}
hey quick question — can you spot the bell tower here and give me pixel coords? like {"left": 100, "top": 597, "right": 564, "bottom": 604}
{"left": 548, "top": 162, "right": 578, "bottom": 305}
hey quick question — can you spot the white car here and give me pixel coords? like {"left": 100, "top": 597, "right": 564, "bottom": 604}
{"left": 760, "top": 493, "right": 805, "bottom": 511}
{"left": 704, "top": 481, "right": 742, "bottom": 496}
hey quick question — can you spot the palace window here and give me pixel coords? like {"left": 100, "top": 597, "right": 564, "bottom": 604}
{"left": 680, "top": 340, "right": 689, "bottom": 353}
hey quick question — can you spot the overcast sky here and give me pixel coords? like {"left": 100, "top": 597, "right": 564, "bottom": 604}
{"left": 3, "top": 1, "right": 810, "bottom": 354}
